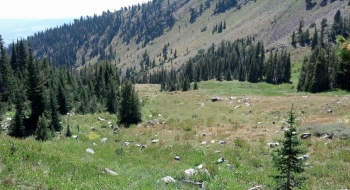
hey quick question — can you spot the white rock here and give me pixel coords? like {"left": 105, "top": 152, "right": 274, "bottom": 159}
{"left": 174, "top": 156, "right": 180, "bottom": 161}
{"left": 72, "top": 135, "right": 78, "bottom": 139}
{"left": 151, "top": 139, "right": 159, "bottom": 143}
{"left": 185, "top": 168, "right": 196, "bottom": 177}
{"left": 161, "top": 176, "right": 176, "bottom": 183}
{"left": 218, "top": 140, "right": 226, "bottom": 145}
{"left": 211, "top": 140, "right": 215, "bottom": 144}
{"left": 86, "top": 148, "right": 95, "bottom": 154}
{"left": 100, "top": 138, "right": 107, "bottom": 143}
{"left": 201, "top": 141, "right": 207, "bottom": 145}
{"left": 217, "top": 157, "right": 225, "bottom": 163}
{"left": 124, "top": 142, "right": 131, "bottom": 146}
{"left": 197, "top": 164, "right": 203, "bottom": 169}
{"left": 104, "top": 168, "right": 118, "bottom": 176}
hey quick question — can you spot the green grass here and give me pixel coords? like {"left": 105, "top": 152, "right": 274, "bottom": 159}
{"left": 1, "top": 81, "right": 350, "bottom": 189}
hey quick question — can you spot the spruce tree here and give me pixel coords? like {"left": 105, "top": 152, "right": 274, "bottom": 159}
{"left": 106, "top": 78, "right": 120, "bottom": 114}
{"left": 27, "top": 50, "right": 48, "bottom": 129}
{"left": 8, "top": 80, "right": 26, "bottom": 138}
{"left": 118, "top": 80, "right": 142, "bottom": 126}
{"left": 271, "top": 106, "right": 306, "bottom": 190}
{"left": 35, "top": 114, "right": 51, "bottom": 141}
{"left": 49, "top": 88, "right": 62, "bottom": 131}
{"left": 311, "top": 27, "right": 318, "bottom": 50}
{"left": 193, "top": 81, "right": 198, "bottom": 90}
{"left": 66, "top": 125, "right": 72, "bottom": 137}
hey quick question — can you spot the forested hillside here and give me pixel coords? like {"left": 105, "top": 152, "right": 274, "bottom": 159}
{"left": 1, "top": 0, "right": 350, "bottom": 99}
{"left": 9, "top": 0, "right": 348, "bottom": 70}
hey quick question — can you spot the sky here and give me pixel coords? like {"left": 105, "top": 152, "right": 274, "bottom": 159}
{"left": 0, "top": 0, "right": 148, "bottom": 19}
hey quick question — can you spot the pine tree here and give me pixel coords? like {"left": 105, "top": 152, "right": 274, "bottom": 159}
{"left": 311, "top": 27, "right": 318, "bottom": 50}
{"left": 35, "top": 114, "right": 51, "bottom": 141}
{"left": 118, "top": 80, "right": 142, "bottom": 126}
{"left": 27, "top": 50, "right": 48, "bottom": 129}
{"left": 8, "top": 79, "right": 26, "bottom": 138}
{"left": 193, "top": 81, "right": 198, "bottom": 90}
{"left": 49, "top": 88, "right": 62, "bottom": 131}
{"left": 66, "top": 125, "right": 72, "bottom": 137}
{"left": 106, "top": 78, "right": 120, "bottom": 114}
{"left": 291, "top": 32, "right": 296, "bottom": 47}
{"left": 271, "top": 105, "right": 307, "bottom": 190}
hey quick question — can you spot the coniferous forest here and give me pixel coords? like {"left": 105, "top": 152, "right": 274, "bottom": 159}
{"left": 0, "top": 36, "right": 141, "bottom": 139}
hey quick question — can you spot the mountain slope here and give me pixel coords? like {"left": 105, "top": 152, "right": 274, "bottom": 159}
{"left": 19, "top": 0, "right": 349, "bottom": 73}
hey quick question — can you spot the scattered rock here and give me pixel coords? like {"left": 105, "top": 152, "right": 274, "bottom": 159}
{"left": 100, "top": 138, "right": 107, "bottom": 143}
{"left": 267, "top": 142, "right": 279, "bottom": 148}
{"left": 197, "top": 164, "right": 203, "bottom": 169}
{"left": 104, "top": 168, "right": 118, "bottom": 176}
{"left": 124, "top": 142, "right": 131, "bottom": 146}
{"left": 320, "top": 133, "right": 333, "bottom": 139}
{"left": 301, "top": 110, "right": 307, "bottom": 114}
{"left": 211, "top": 140, "right": 215, "bottom": 144}
{"left": 327, "top": 109, "right": 333, "bottom": 113}
{"left": 174, "top": 156, "right": 180, "bottom": 161}
{"left": 235, "top": 105, "right": 241, "bottom": 109}
{"left": 161, "top": 176, "right": 176, "bottom": 183}
{"left": 301, "top": 133, "right": 312, "bottom": 139}
{"left": 211, "top": 97, "right": 223, "bottom": 102}
{"left": 151, "top": 139, "right": 159, "bottom": 143}
{"left": 98, "top": 117, "right": 105, "bottom": 121}
{"left": 184, "top": 168, "right": 196, "bottom": 177}
{"left": 72, "top": 135, "right": 78, "bottom": 139}
{"left": 218, "top": 140, "right": 226, "bottom": 145}
{"left": 217, "top": 157, "right": 225, "bottom": 164}
{"left": 91, "top": 127, "right": 96, "bottom": 131}
{"left": 140, "top": 145, "right": 147, "bottom": 149}
{"left": 227, "top": 164, "right": 233, "bottom": 169}
{"left": 201, "top": 141, "right": 207, "bottom": 145}
{"left": 86, "top": 148, "right": 95, "bottom": 154}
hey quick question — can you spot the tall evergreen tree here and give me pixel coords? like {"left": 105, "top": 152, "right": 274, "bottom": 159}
{"left": 8, "top": 79, "right": 26, "bottom": 138}
{"left": 106, "top": 78, "right": 120, "bottom": 114}
{"left": 35, "top": 114, "right": 51, "bottom": 141}
{"left": 49, "top": 88, "right": 62, "bottom": 131}
{"left": 118, "top": 80, "right": 142, "bottom": 126}
{"left": 271, "top": 106, "right": 306, "bottom": 190}
{"left": 311, "top": 27, "right": 318, "bottom": 50}
{"left": 27, "top": 49, "right": 48, "bottom": 129}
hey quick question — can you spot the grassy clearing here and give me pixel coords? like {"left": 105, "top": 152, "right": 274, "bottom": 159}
{"left": 1, "top": 81, "right": 350, "bottom": 189}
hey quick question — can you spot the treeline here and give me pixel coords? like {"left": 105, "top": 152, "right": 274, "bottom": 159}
{"left": 297, "top": 10, "right": 350, "bottom": 92}
{"left": 132, "top": 36, "right": 291, "bottom": 91}
{"left": 0, "top": 37, "right": 141, "bottom": 140}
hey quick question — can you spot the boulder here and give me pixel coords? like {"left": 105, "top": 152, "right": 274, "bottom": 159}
{"left": 184, "top": 168, "right": 196, "bottom": 177}
{"left": 161, "top": 176, "right": 176, "bottom": 183}
{"left": 301, "top": 133, "right": 312, "bottom": 139}
{"left": 86, "top": 148, "right": 95, "bottom": 154}
{"left": 217, "top": 157, "right": 225, "bottom": 163}
{"left": 218, "top": 140, "right": 226, "bottom": 145}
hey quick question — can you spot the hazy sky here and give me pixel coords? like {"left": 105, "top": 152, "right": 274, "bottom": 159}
{"left": 0, "top": 0, "right": 148, "bottom": 19}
